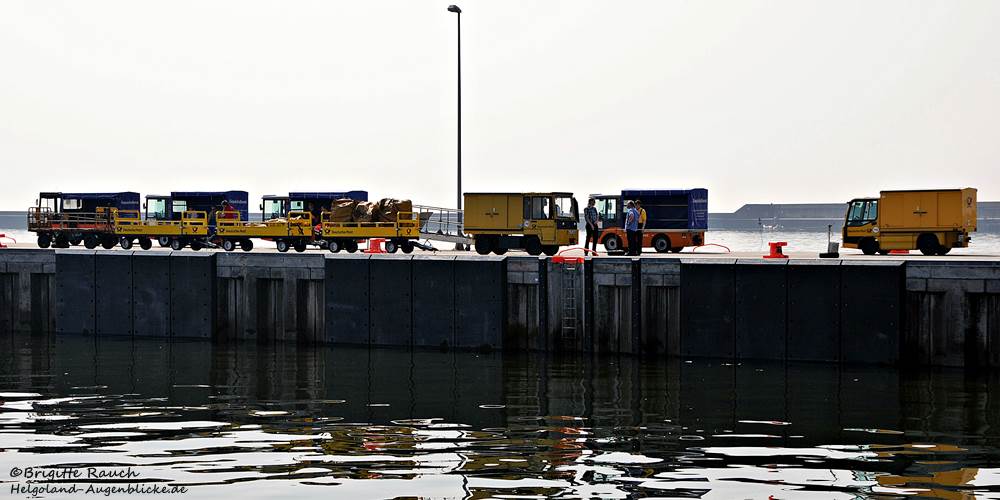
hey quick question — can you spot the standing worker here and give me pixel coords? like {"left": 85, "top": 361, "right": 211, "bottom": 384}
{"left": 220, "top": 200, "right": 239, "bottom": 220}
{"left": 624, "top": 201, "right": 639, "bottom": 256}
{"left": 636, "top": 200, "right": 647, "bottom": 254}
{"left": 584, "top": 198, "right": 600, "bottom": 253}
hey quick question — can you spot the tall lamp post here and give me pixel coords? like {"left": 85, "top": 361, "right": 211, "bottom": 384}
{"left": 447, "top": 4, "right": 462, "bottom": 212}
{"left": 447, "top": 5, "right": 465, "bottom": 250}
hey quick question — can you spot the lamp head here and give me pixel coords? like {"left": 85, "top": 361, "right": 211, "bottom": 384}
{"left": 447, "top": 5, "right": 461, "bottom": 13}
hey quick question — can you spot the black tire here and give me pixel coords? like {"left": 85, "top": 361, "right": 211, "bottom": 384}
{"left": 670, "top": 247, "right": 683, "bottom": 253}
{"left": 293, "top": 240, "right": 307, "bottom": 253}
{"left": 54, "top": 233, "right": 69, "bottom": 248}
{"left": 384, "top": 240, "right": 398, "bottom": 254}
{"left": 240, "top": 239, "right": 254, "bottom": 252}
{"left": 69, "top": 235, "right": 83, "bottom": 246}
{"left": 158, "top": 236, "right": 171, "bottom": 248}
{"left": 860, "top": 238, "right": 878, "bottom": 256}
{"left": 222, "top": 239, "right": 236, "bottom": 252}
{"left": 542, "top": 245, "right": 559, "bottom": 256}
{"left": 84, "top": 234, "right": 99, "bottom": 249}
{"left": 139, "top": 237, "right": 152, "bottom": 251}
{"left": 190, "top": 240, "right": 203, "bottom": 251}
{"left": 37, "top": 233, "right": 52, "bottom": 248}
{"left": 276, "top": 240, "right": 290, "bottom": 253}
{"left": 101, "top": 236, "right": 116, "bottom": 250}
{"left": 345, "top": 240, "right": 359, "bottom": 253}
{"left": 474, "top": 236, "right": 493, "bottom": 255}
{"left": 170, "top": 238, "right": 184, "bottom": 251}
{"left": 603, "top": 235, "right": 623, "bottom": 253}
{"left": 877, "top": 249, "right": 890, "bottom": 256}
{"left": 917, "top": 234, "right": 940, "bottom": 256}
{"left": 493, "top": 247, "right": 507, "bottom": 255}
{"left": 327, "top": 240, "right": 341, "bottom": 253}
{"left": 937, "top": 247, "right": 951, "bottom": 256}
{"left": 525, "top": 237, "right": 543, "bottom": 256}
{"left": 652, "top": 235, "right": 671, "bottom": 253}
{"left": 119, "top": 237, "right": 133, "bottom": 250}
{"left": 401, "top": 241, "right": 414, "bottom": 254}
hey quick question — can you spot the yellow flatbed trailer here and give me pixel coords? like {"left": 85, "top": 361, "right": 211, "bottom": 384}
{"left": 321, "top": 211, "right": 419, "bottom": 253}
{"left": 215, "top": 211, "right": 314, "bottom": 252}
{"left": 112, "top": 209, "right": 212, "bottom": 250}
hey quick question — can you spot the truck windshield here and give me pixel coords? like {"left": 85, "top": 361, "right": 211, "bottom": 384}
{"left": 148, "top": 198, "right": 168, "bottom": 220}
{"left": 847, "top": 200, "right": 877, "bottom": 226}
{"left": 264, "top": 199, "right": 285, "bottom": 220}
{"left": 554, "top": 196, "right": 575, "bottom": 218}
{"left": 597, "top": 198, "right": 618, "bottom": 224}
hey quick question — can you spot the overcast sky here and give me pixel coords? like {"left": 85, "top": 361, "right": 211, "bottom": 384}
{"left": 1, "top": 1, "right": 997, "bottom": 212}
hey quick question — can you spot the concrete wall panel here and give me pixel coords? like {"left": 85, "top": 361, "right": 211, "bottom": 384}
{"left": 734, "top": 260, "right": 787, "bottom": 360}
{"left": 95, "top": 252, "right": 133, "bottom": 336}
{"left": 787, "top": 261, "right": 841, "bottom": 361}
{"left": 412, "top": 256, "right": 456, "bottom": 348}
{"left": 841, "top": 261, "right": 903, "bottom": 364}
{"left": 169, "top": 253, "right": 215, "bottom": 338}
{"left": 55, "top": 250, "right": 96, "bottom": 335}
{"left": 132, "top": 252, "right": 171, "bottom": 337}
{"left": 680, "top": 260, "right": 735, "bottom": 358}
{"left": 325, "top": 254, "right": 371, "bottom": 345}
{"left": 369, "top": 255, "right": 413, "bottom": 347}
{"left": 455, "top": 256, "right": 504, "bottom": 350}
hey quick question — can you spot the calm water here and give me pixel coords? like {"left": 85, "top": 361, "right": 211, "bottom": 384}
{"left": 4, "top": 336, "right": 1000, "bottom": 498}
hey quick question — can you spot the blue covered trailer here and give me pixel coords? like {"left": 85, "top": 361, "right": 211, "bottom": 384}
{"left": 593, "top": 188, "right": 708, "bottom": 253}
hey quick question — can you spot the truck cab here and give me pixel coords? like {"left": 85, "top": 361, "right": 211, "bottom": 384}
{"left": 842, "top": 198, "right": 881, "bottom": 254}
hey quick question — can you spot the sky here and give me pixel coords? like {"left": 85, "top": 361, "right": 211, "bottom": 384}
{"left": 1, "top": 1, "right": 998, "bottom": 212}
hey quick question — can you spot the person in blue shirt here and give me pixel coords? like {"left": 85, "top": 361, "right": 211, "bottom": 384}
{"left": 624, "top": 200, "right": 640, "bottom": 256}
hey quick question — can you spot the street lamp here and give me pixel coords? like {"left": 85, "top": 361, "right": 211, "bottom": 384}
{"left": 447, "top": 5, "right": 461, "bottom": 212}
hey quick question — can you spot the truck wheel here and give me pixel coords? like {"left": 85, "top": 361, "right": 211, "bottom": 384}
{"left": 170, "top": 238, "right": 184, "bottom": 251}
{"left": 937, "top": 247, "right": 951, "bottom": 256}
{"left": 345, "top": 240, "right": 359, "bottom": 253}
{"left": 240, "top": 239, "right": 254, "bottom": 252}
{"left": 327, "top": 240, "right": 341, "bottom": 253}
{"left": 276, "top": 240, "right": 290, "bottom": 253}
{"left": 474, "top": 236, "right": 493, "bottom": 255}
{"left": 101, "top": 236, "right": 117, "bottom": 250}
{"left": 37, "top": 233, "right": 52, "bottom": 248}
{"left": 401, "top": 241, "right": 414, "bottom": 254}
{"left": 119, "top": 237, "right": 133, "bottom": 250}
{"left": 84, "top": 234, "right": 99, "bottom": 249}
{"left": 139, "top": 237, "right": 153, "bottom": 251}
{"left": 54, "top": 233, "right": 69, "bottom": 248}
{"left": 860, "top": 238, "right": 878, "bottom": 256}
{"left": 69, "top": 235, "right": 83, "bottom": 246}
{"left": 670, "top": 247, "right": 683, "bottom": 253}
{"left": 525, "top": 237, "right": 543, "bottom": 256}
{"left": 543, "top": 245, "right": 559, "bottom": 256}
{"left": 493, "top": 246, "right": 507, "bottom": 255}
{"left": 917, "top": 234, "right": 940, "bottom": 256}
{"left": 222, "top": 239, "right": 236, "bottom": 252}
{"left": 652, "top": 235, "right": 671, "bottom": 253}
{"left": 603, "top": 235, "right": 622, "bottom": 253}
{"left": 293, "top": 240, "right": 307, "bottom": 252}
{"left": 384, "top": 240, "right": 398, "bottom": 254}
{"left": 190, "top": 240, "right": 203, "bottom": 251}
{"left": 158, "top": 236, "right": 171, "bottom": 247}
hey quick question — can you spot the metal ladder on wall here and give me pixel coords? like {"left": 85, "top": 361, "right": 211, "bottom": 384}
{"left": 559, "top": 258, "right": 580, "bottom": 341}
{"left": 552, "top": 248, "right": 596, "bottom": 343}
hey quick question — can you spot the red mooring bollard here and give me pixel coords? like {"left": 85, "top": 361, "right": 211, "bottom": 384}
{"left": 764, "top": 241, "right": 788, "bottom": 259}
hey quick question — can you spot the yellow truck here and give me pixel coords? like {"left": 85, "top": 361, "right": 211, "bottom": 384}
{"left": 842, "top": 188, "right": 977, "bottom": 256}
{"left": 464, "top": 192, "right": 579, "bottom": 256}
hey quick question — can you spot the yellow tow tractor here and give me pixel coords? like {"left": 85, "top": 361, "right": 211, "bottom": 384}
{"left": 214, "top": 200, "right": 314, "bottom": 253}
{"left": 463, "top": 192, "right": 579, "bottom": 256}
{"left": 842, "top": 188, "right": 977, "bottom": 256}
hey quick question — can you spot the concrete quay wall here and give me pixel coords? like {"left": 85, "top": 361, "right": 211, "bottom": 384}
{"left": 2, "top": 249, "right": 1000, "bottom": 367}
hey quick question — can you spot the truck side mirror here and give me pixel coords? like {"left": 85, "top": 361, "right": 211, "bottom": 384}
{"left": 142, "top": 203, "right": 147, "bottom": 209}
{"left": 259, "top": 203, "right": 264, "bottom": 210}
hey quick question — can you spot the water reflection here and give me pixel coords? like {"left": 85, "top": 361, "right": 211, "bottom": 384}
{"left": 3, "top": 334, "right": 1000, "bottom": 498}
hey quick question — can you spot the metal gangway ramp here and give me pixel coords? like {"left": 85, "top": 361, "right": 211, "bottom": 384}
{"left": 412, "top": 205, "right": 472, "bottom": 246}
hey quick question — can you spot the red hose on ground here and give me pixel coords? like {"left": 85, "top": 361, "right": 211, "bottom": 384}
{"left": 692, "top": 243, "right": 731, "bottom": 253}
